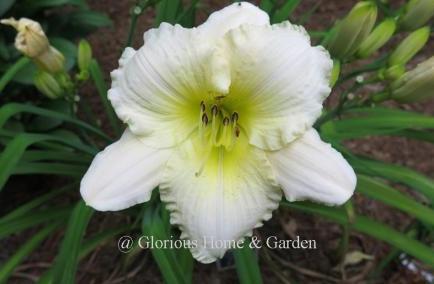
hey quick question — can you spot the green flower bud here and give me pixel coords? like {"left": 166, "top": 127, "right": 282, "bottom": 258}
{"left": 78, "top": 39, "right": 92, "bottom": 73}
{"left": 34, "top": 71, "right": 63, "bottom": 99}
{"left": 390, "top": 56, "right": 434, "bottom": 102}
{"left": 388, "top": 27, "right": 430, "bottom": 67}
{"left": 399, "top": 0, "right": 434, "bottom": 31}
{"left": 330, "top": 59, "right": 340, "bottom": 87}
{"left": 327, "top": 1, "right": 378, "bottom": 59}
{"left": 356, "top": 18, "right": 396, "bottom": 58}
{"left": 384, "top": 64, "right": 406, "bottom": 81}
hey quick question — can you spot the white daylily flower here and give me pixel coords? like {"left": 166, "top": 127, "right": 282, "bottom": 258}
{"left": 80, "top": 2, "right": 356, "bottom": 263}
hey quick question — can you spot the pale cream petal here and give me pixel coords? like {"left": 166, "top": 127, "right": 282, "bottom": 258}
{"left": 217, "top": 22, "right": 333, "bottom": 151}
{"left": 198, "top": 2, "right": 269, "bottom": 38}
{"left": 80, "top": 130, "right": 171, "bottom": 211}
{"left": 109, "top": 24, "right": 219, "bottom": 148}
{"left": 267, "top": 129, "right": 356, "bottom": 205}
{"left": 160, "top": 134, "right": 281, "bottom": 263}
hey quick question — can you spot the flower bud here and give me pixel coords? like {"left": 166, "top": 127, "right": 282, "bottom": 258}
{"left": 356, "top": 18, "right": 396, "bottom": 58}
{"left": 330, "top": 59, "right": 340, "bottom": 87}
{"left": 34, "top": 71, "right": 63, "bottom": 99}
{"left": 388, "top": 27, "right": 430, "bottom": 67}
{"left": 381, "top": 64, "right": 406, "bottom": 81}
{"left": 1, "top": 17, "right": 65, "bottom": 73}
{"left": 399, "top": 0, "right": 434, "bottom": 31}
{"left": 326, "top": 1, "right": 378, "bottom": 59}
{"left": 390, "top": 56, "right": 434, "bottom": 102}
{"left": 78, "top": 39, "right": 92, "bottom": 72}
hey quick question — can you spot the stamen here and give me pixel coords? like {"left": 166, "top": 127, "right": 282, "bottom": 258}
{"left": 235, "top": 126, "right": 240, "bottom": 137}
{"left": 223, "top": 117, "right": 230, "bottom": 125}
{"left": 202, "top": 113, "right": 209, "bottom": 125}
{"left": 231, "top": 112, "right": 239, "bottom": 123}
{"left": 211, "top": 105, "right": 218, "bottom": 116}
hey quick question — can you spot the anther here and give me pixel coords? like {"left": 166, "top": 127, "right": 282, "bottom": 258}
{"left": 235, "top": 126, "right": 240, "bottom": 137}
{"left": 223, "top": 117, "right": 230, "bottom": 126}
{"left": 200, "top": 101, "right": 205, "bottom": 112}
{"left": 231, "top": 112, "right": 239, "bottom": 123}
{"left": 202, "top": 113, "right": 209, "bottom": 125}
{"left": 211, "top": 105, "right": 218, "bottom": 116}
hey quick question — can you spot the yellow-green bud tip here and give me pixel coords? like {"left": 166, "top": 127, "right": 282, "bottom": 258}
{"left": 388, "top": 26, "right": 430, "bottom": 67}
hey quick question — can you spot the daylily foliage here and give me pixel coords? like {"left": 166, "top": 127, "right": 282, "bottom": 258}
{"left": 80, "top": 2, "right": 356, "bottom": 263}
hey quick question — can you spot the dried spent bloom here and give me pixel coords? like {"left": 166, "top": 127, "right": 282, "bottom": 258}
{"left": 391, "top": 56, "right": 434, "bottom": 103}
{"left": 1, "top": 17, "right": 64, "bottom": 73}
{"left": 80, "top": 2, "right": 356, "bottom": 263}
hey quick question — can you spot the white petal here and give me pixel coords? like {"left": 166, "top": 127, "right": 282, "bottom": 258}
{"left": 80, "top": 130, "right": 171, "bottom": 211}
{"left": 217, "top": 22, "right": 333, "bottom": 150}
{"left": 109, "top": 24, "right": 219, "bottom": 148}
{"left": 198, "top": 2, "right": 269, "bottom": 38}
{"left": 160, "top": 134, "right": 281, "bottom": 263}
{"left": 267, "top": 129, "right": 356, "bottom": 205}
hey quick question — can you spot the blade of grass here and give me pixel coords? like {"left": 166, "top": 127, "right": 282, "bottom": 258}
{"left": 51, "top": 201, "right": 93, "bottom": 284}
{"left": 0, "top": 222, "right": 61, "bottom": 283}
{"left": 88, "top": 59, "right": 121, "bottom": 137}
{"left": 282, "top": 201, "right": 434, "bottom": 266}
{"left": 233, "top": 243, "right": 263, "bottom": 284}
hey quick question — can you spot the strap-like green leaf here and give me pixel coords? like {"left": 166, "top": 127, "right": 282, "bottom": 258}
{"left": 0, "top": 183, "right": 75, "bottom": 222}
{"left": 51, "top": 201, "right": 93, "bottom": 284}
{"left": 233, "top": 243, "right": 263, "bottom": 284}
{"left": 0, "top": 131, "right": 96, "bottom": 190}
{"left": 0, "top": 103, "right": 111, "bottom": 141}
{"left": 0, "top": 222, "right": 61, "bottom": 283}
{"left": 88, "top": 59, "right": 122, "bottom": 137}
{"left": 282, "top": 201, "right": 434, "bottom": 266}
{"left": 351, "top": 158, "right": 434, "bottom": 203}
{"left": 142, "top": 205, "right": 191, "bottom": 284}
{"left": 356, "top": 175, "right": 434, "bottom": 227}
{"left": 0, "top": 207, "right": 71, "bottom": 239}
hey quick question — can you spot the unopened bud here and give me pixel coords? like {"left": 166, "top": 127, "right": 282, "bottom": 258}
{"left": 382, "top": 64, "right": 406, "bottom": 81}
{"left": 326, "top": 1, "right": 378, "bottom": 59}
{"left": 1, "top": 17, "right": 65, "bottom": 73}
{"left": 390, "top": 56, "right": 434, "bottom": 102}
{"left": 388, "top": 27, "right": 430, "bottom": 67}
{"left": 356, "top": 18, "right": 396, "bottom": 58}
{"left": 399, "top": 0, "right": 434, "bottom": 31}
{"left": 78, "top": 39, "right": 92, "bottom": 73}
{"left": 329, "top": 59, "right": 340, "bottom": 87}
{"left": 34, "top": 71, "right": 63, "bottom": 99}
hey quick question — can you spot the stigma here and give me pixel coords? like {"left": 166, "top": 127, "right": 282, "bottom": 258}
{"left": 198, "top": 101, "right": 240, "bottom": 151}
